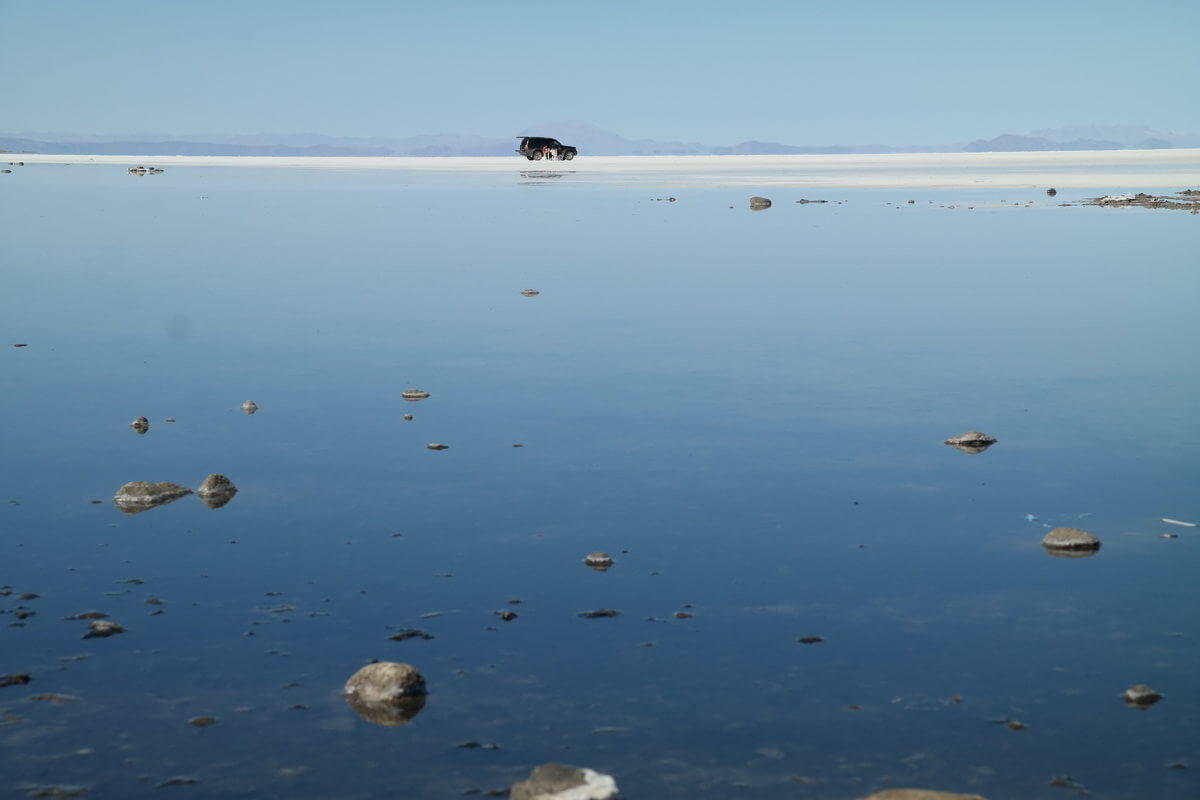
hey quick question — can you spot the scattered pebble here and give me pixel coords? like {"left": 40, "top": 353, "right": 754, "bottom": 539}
{"left": 165, "top": 417, "right": 176, "bottom": 423}
{"left": 83, "top": 620, "right": 126, "bottom": 639}
{"left": 1006, "top": 719, "right": 1025, "bottom": 731}
{"left": 943, "top": 430, "right": 997, "bottom": 454}
{"left": 65, "top": 611, "right": 109, "bottom": 620}
{"left": 113, "top": 481, "right": 191, "bottom": 513}
{"left": 797, "top": 636, "right": 824, "bottom": 644}
{"left": 402, "top": 389, "right": 430, "bottom": 401}
{"left": 1123, "top": 683, "right": 1162, "bottom": 708}
{"left": 241, "top": 400, "right": 258, "bottom": 415}
{"left": 457, "top": 740, "right": 501, "bottom": 750}
{"left": 495, "top": 610, "right": 517, "bottom": 622}
{"left": 130, "top": 416, "right": 149, "bottom": 434}
{"left": 520, "top": 289, "right": 540, "bottom": 296}
{"left": 156, "top": 776, "right": 198, "bottom": 788}
{"left": 1041, "top": 526, "right": 1101, "bottom": 556}
{"left": 12, "top": 343, "right": 28, "bottom": 348}
{"left": 749, "top": 196, "right": 772, "bottom": 210}
{"left": 28, "top": 693, "right": 76, "bottom": 704}
{"left": 1046, "top": 188, "right": 1058, "bottom": 196}
{"left": 196, "top": 474, "right": 237, "bottom": 509}
{"left": 402, "top": 413, "right": 413, "bottom": 421}
{"left": 343, "top": 661, "right": 427, "bottom": 726}
{"left": 577, "top": 609, "right": 620, "bottom": 618}
{"left": 1, "top": 673, "right": 31, "bottom": 688}
{"left": 584, "top": 552, "right": 614, "bottom": 571}
{"left": 188, "top": 715, "right": 217, "bottom": 727}
{"left": 673, "top": 611, "right": 693, "bottom": 619}
{"left": 427, "top": 443, "right": 449, "bottom": 451}
{"left": 510, "top": 763, "right": 618, "bottom": 800}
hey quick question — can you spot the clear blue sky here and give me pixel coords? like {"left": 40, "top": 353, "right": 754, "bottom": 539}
{"left": 3, "top": 0, "right": 1196, "bottom": 144}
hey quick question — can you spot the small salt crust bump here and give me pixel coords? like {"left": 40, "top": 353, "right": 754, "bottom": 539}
{"left": 83, "top": 620, "right": 126, "bottom": 639}
{"left": 510, "top": 763, "right": 618, "bottom": 800}
{"left": 402, "top": 389, "right": 430, "bottom": 401}
{"left": 342, "top": 662, "right": 427, "bottom": 727}
{"left": 1041, "top": 526, "right": 1101, "bottom": 556}
{"left": 584, "top": 552, "right": 614, "bottom": 571}
{"left": 944, "top": 431, "right": 997, "bottom": 454}
{"left": 1123, "top": 683, "right": 1162, "bottom": 708}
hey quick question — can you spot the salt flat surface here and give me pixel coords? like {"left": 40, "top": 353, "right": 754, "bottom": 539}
{"left": 10, "top": 148, "right": 1200, "bottom": 188}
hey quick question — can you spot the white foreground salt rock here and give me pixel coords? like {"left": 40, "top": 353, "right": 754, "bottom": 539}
{"left": 510, "top": 763, "right": 618, "bottom": 800}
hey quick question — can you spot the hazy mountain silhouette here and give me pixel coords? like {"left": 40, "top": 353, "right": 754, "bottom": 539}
{"left": 3, "top": 121, "right": 1195, "bottom": 157}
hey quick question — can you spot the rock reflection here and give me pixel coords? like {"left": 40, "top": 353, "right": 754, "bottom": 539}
{"left": 344, "top": 693, "right": 427, "bottom": 727}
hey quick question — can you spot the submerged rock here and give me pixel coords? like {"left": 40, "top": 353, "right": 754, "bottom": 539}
{"left": 113, "top": 481, "right": 191, "bottom": 513}
{"left": 1123, "top": 683, "right": 1162, "bottom": 708}
{"left": 1041, "top": 526, "right": 1101, "bottom": 556}
{"left": 22, "top": 785, "right": 90, "bottom": 798}
{"left": 943, "top": 431, "right": 997, "bottom": 454}
{"left": 196, "top": 474, "right": 237, "bottom": 508}
{"left": 1, "top": 673, "right": 31, "bottom": 688}
{"left": 130, "top": 416, "right": 149, "bottom": 434}
{"left": 241, "top": 400, "right": 258, "bottom": 415}
{"left": 859, "top": 791, "right": 988, "bottom": 800}
{"left": 578, "top": 609, "right": 620, "bottom": 618}
{"left": 584, "top": 552, "right": 614, "bottom": 571}
{"left": 402, "top": 389, "right": 430, "bottom": 401}
{"left": 749, "top": 196, "right": 772, "bottom": 210}
{"left": 83, "top": 620, "right": 126, "bottom": 639}
{"left": 342, "top": 662, "right": 427, "bottom": 726}
{"left": 510, "top": 763, "right": 618, "bottom": 800}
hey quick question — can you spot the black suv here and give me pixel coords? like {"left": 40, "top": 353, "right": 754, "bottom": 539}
{"left": 516, "top": 136, "right": 577, "bottom": 161}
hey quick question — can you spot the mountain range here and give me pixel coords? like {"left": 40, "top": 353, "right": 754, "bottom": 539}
{"left": 3, "top": 122, "right": 1197, "bottom": 157}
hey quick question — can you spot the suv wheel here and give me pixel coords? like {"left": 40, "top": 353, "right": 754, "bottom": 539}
{"left": 531, "top": 150, "right": 543, "bottom": 161}
{"left": 562, "top": 150, "right": 575, "bottom": 161}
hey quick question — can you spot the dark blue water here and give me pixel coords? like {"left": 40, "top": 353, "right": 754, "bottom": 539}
{"left": 2, "top": 164, "right": 1197, "bottom": 799}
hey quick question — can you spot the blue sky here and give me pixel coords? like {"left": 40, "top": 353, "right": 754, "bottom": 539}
{"left": 3, "top": 0, "right": 1196, "bottom": 144}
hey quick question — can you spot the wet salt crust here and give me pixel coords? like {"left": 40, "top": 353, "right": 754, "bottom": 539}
{"left": 1, "top": 161, "right": 1197, "bottom": 799}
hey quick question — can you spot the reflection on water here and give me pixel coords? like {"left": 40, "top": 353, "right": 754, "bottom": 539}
{"left": 1, "top": 164, "right": 1198, "bottom": 799}
{"left": 520, "top": 169, "right": 575, "bottom": 184}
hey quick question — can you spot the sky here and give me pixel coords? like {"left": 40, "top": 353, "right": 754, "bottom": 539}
{"left": 3, "top": 0, "right": 1197, "bottom": 145}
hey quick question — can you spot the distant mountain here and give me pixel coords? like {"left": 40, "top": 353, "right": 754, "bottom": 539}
{"left": 3, "top": 122, "right": 1196, "bottom": 157}
{"left": 964, "top": 134, "right": 1125, "bottom": 152}
{"left": 965, "top": 125, "right": 1199, "bottom": 153}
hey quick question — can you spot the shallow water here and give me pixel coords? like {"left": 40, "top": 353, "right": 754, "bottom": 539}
{"left": 1, "top": 163, "right": 1198, "bottom": 799}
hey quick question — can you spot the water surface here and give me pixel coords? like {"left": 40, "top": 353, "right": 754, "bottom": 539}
{"left": 1, "top": 163, "right": 1197, "bottom": 799}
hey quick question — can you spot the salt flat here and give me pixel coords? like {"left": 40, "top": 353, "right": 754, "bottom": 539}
{"left": 9, "top": 148, "right": 1200, "bottom": 189}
